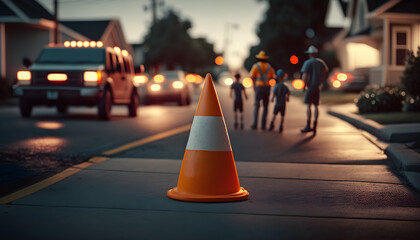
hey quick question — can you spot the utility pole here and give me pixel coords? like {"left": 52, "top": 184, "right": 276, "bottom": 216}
{"left": 53, "top": 0, "right": 59, "bottom": 45}
{"left": 151, "top": 0, "right": 157, "bottom": 27}
{"left": 144, "top": 0, "right": 163, "bottom": 27}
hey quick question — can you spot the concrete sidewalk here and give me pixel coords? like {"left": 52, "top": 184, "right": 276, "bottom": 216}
{"left": 1, "top": 157, "right": 420, "bottom": 239}
{"left": 328, "top": 104, "right": 420, "bottom": 191}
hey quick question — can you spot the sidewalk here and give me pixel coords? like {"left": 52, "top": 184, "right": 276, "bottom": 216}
{"left": 328, "top": 103, "right": 420, "bottom": 191}
{"left": 1, "top": 157, "right": 420, "bottom": 239}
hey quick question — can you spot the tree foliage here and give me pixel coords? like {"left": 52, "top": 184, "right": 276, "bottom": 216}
{"left": 402, "top": 47, "right": 420, "bottom": 96}
{"left": 143, "top": 10, "right": 217, "bottom": 73}
{"left": 244, "top": 0, "right": 330, "bottom": 74}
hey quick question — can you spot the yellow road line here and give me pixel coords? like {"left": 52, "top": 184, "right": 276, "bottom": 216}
{"left": 0, "top": 166, "right": 83, "bottom": 204}
{"left": 0, "top": 124, "right": 191, "bottom": 204}
{"left": 102, "top": 124, "right": 191, "bottom": 155}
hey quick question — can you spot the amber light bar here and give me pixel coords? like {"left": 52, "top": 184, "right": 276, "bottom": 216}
{"left": 47, "top": 73, "right": 67, "bottom": 82}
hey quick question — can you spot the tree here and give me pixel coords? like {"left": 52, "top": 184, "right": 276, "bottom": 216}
{"left": 142, "top": 10, "right": 217, "bottom": 74}
{"left": 402, "top": 47, "right": 420, "bottom": 96}
{"left": 244, "top": 0, "right": 329, "bottom": 75}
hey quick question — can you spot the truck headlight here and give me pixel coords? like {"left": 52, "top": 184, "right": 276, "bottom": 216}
{"left": 17, "top": 71, "right": 31, "bottom": 86}
{"left": 84, "top": 71, "right": 101, "bottom": 86}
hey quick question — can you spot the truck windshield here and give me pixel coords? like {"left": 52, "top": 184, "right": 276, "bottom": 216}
{"left": 36, "top": 48, "right": 105, "bottom": 64}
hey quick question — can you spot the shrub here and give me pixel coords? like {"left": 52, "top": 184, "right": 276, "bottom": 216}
{"left": 403, "top": 95, "right": 420, "bottom": 112}
{"left": 356, "top": 85, "right": 403, "bottom": 113}
{"left": 402, "top": 47, "right": 420, "bottom": 96}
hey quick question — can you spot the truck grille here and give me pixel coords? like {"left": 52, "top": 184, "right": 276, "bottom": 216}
{"left": 31, "top": 71, "right": 84, "bottom": 86}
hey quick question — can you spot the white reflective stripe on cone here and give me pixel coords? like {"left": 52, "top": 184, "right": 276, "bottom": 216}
{"left": 186, "top": 116, "right": 232, "bottom": 151}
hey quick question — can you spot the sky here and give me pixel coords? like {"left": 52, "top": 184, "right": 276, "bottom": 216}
{"left": 38, "top": 0, "right": 268, "bottom": 70}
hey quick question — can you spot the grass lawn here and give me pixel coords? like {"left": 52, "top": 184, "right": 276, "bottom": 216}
{"left": 290, "top": 90, "right": 360, "bottom": 105}
{"left": 360, "top": 112, "right": 420, "bottom": 124}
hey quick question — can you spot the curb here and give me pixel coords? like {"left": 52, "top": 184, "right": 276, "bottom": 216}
{"left": 327, "top": 109, "right": 420, "bottom": 143}
{"left": 385, "top": 143, "right": 420, "bottom": 172}
{"left": 327, "top": 107, "right": 420, "bottom": 191}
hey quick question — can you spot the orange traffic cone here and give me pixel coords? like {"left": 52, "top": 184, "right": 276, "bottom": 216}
{"left": 167, "top": 73, "right": 249, "bottom": 202}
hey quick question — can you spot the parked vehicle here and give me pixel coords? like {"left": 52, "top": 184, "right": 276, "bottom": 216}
{"left": 144, "top": 70, "right": 191, "bottom": 106}
{"left": 13, "top": 41, "right": 138, "bottom": 120}
{"left": 329, "top": 68, "right": 369, "bottom": 92}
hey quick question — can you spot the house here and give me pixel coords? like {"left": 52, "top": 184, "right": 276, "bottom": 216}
{"left": 0, "top": 0, "right": 132, "bottom": 88}
{"left": 327, "top": 0, "right": 420, "bottom": 86}
{"left": 61, "top": 20, "right": 133, "bottom": 56}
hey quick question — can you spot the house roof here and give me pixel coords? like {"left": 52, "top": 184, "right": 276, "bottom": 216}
{"left": 0, "top": 0, "right": 53, "bottom": 20}
{"left": 385, "top": 0, "right": 420, "bottom": 14}
{"left": 61, "top": 20, "right": 112, "bottom": 41}
{"left": 366, "top": 0, "right": 389, "bottom": 12}
{"left": 0, "top": 1, "right": 16, "bottom": 17}
{"left": 338, "top": 0, "right": 349, "bottom": 16}
{"left": 15, "top": 0, "right": 54, "bottom": 20}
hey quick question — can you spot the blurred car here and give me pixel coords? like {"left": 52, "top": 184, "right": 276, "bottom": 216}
{"left": 218, "top": 71, "right": 234, "bottom": 87}
{"left": 13, "top": 42, "right": 138, "bottom": 120}
{"left": 144, "top": 70, "right": 191, "bottom": 105}
{"left": 329, "top": 68, "right": 369, "bottom": 92}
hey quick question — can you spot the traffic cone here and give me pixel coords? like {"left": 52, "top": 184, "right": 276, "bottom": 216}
{"left": 167, "top": 73, "right": 249, "bottom": 202}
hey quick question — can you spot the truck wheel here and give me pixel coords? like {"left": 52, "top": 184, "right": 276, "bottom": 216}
{"left": 19, "top": 98, "right": 32, "bottom": 118}
{"left": 128, "top": 91, "right": 138, "bottom": 117}
{"left": 57, "top": 104, "right": 68, "bottom": 114}
{"left": 98, "top": 88, "right": 112, "bottom": 120}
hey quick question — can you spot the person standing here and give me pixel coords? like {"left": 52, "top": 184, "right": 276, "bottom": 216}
{"left": 268, "top": 69, "right": 290, "bottom": 133}
{"left": 249, "top": 51, "right": 275, "bottom": 130}
{"left": 230, "top": 73, "right": 248, "bottom": 129}
{"left": 300, "top": 45, "right": 328, "bottom": 134}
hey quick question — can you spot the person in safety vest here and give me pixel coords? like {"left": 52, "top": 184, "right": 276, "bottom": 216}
{"left": 300, "top": 45, "right": 328, "bottom": 134}
{"left": 249, "top": 51, "right": 275, "bottom": 130}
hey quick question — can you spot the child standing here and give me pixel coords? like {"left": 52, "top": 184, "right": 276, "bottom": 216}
{"left": 269, "top": 69, "right": 290, "bottom": 133}
{"left": 230, "top": 73, "right": 248, "bottom": 129}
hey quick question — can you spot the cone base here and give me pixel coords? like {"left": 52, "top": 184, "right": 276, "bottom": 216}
{"left": 167, "top": 187, "right": 249, "bottom": 203}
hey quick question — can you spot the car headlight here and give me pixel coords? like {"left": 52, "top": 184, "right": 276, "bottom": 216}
{"left": 150, "top": 83, "right": 161, "bottom": 92}
{"left": 172, "top": 81, "right": 184, "bottom": 89}
{"left": 17, "top": 71, "right": 31, "bottom": 86}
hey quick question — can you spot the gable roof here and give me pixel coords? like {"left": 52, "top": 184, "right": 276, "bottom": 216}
{"left": 338, "top": 0, "right": 349, "bottom": 16}
{"left": 61, "top": 20, "right": 111, "bottom": 41}
{"left": 13, "top": 0, "right": 53, "bottom": 20}
{"left": 0, "top": 1, "right": 16, "bottom": 17}
{"left": 366, "top": 0, "right": 388, "bottom": 12}
{"left": 0, "top": 0, "right": 53, "bottom": 20}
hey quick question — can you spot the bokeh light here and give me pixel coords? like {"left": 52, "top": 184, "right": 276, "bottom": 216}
{"left": 242, "top": 77, "right": 253, "bottom": 88}
{"left": 337, "top": 73, "right": 348, "bottom": 81}
{"left": 186, "top": 74, "right": 196, "bottom": 83}
{"left": 268, "top": 78, "right": 277, "bottom": 86}
{"left": 292, "top": 79, "right": 305, "bottom": 90}
{"left": 224, "top": 77, "right": 233, "bottom": 86}
{"left": 215, "top": 56, "right": 224, "bottom": 65}
{"left": 153, "top": 74, "right": 165, "bottom": 83}
{"left": 332, "top": 80, "right": 341, "bottom": 88}
{"left": 290, "top": 55, "right": 299, "bottom": 65}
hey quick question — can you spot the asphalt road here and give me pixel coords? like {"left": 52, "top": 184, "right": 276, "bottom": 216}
{"left": 1, "top": 82, "right": 420, "bottom": 239}
{"left": 0, "top": 86, "right": 200, "bottom": 193}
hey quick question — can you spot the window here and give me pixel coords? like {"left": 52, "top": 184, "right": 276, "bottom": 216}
{"left": 392, "top": 26, "right": 411, "bottom": 66}
{"left": 107, "top": 52, "right": 115, "bottom": 71}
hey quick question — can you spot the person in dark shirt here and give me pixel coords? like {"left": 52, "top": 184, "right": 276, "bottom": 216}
{"left": 268, "top": 69, "right": 290, "bottom": 133}
{"left": 300, "top": 45, "right": 328, "bottom": 134}
{"left": 230, "top": 73, "right": 248, "bottom": 129}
